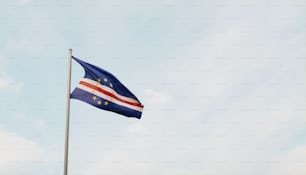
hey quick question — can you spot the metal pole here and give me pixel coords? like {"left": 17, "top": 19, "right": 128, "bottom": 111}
{"left": 64, "top": 49, "right": 72, "bottom": 175}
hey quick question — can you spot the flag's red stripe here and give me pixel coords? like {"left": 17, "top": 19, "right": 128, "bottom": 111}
{"left": 79, "top": 81, "right": 143, "bottom": 108}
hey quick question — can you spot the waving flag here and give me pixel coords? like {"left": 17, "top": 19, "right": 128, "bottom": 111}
{"left": 70, "top": 56, "right": 144, "bottom": 119}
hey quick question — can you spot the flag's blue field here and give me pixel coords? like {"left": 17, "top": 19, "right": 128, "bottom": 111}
{"left": 71, "top": 56, "right": 143, "bottom": 119}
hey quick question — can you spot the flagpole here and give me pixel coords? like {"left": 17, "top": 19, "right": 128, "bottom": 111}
{"left": 64, "top": 48, "right": 72, "bottom": 175}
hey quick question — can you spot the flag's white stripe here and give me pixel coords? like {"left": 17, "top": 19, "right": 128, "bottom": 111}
{"left": 77, "top": 84, "right": 143, "bottom": 112}
{"left": 81, "top": 78, "right": 139, "bottom": 104}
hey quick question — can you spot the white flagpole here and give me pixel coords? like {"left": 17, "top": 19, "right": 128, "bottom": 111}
{"left": 64, "top": 48, "right": 72, "bottom": 175}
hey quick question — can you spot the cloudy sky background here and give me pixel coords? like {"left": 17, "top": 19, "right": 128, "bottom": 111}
{"left": 0, "top": 0, "right": 305, "bottom": 174}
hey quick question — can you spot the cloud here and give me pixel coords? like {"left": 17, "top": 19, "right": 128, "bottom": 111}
{"left": 81, "top": 100, "right": 305, "bottom": 175}
{"left": 0, "top": 57, "right": 23, "bottom": 94}
{"left": 10, "top": 0, "right": 32, "bottom": 6}
{"left": 0, "top": 127, "right": 62, "bottom": 175}
{"left": 266, "top": 146, "right": 306, "bottom": 175}
{"left": 0, "top": 72, "right": 23, "bottom": 94}
{"left": 0, "top": 129, "right": 43, "bottom": 174}
{"left": 144, "top": 89, "right": 173, "bottom": 105}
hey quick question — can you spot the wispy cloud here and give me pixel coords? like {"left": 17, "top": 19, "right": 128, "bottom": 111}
{"left": 0, "top": 56, "right": 23, "bottom": 94}
{"left": 144, "top": 89, "right": 173, "bottom": 105}
{"left": 0, "top": 72, "right": 23, "bottom": 94}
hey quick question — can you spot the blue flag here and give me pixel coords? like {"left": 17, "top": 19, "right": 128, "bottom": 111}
{"left": 70, "top": 56, "right": 144, "bottom": 119}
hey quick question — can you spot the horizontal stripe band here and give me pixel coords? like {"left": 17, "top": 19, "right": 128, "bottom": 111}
{"left": 79, "top": 79, "right": 143, "bottom": 108}
{"left": 81, "top": 78, "right": 140, "bottom": 104}
{"left": 77, "top": 84, "right": 144, "bottom": 112}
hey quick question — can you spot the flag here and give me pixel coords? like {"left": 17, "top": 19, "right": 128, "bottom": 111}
{"left": 70, "top": 56, "right": 144, "bottom": 119}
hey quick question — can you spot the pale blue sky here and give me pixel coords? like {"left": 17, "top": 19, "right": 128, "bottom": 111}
{"left": 0, "top": 0, "right": 305, "bottom": 174}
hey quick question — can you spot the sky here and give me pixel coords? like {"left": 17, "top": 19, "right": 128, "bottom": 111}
{"left": 0, "top": 0, "right": 305, "bottom": 174}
